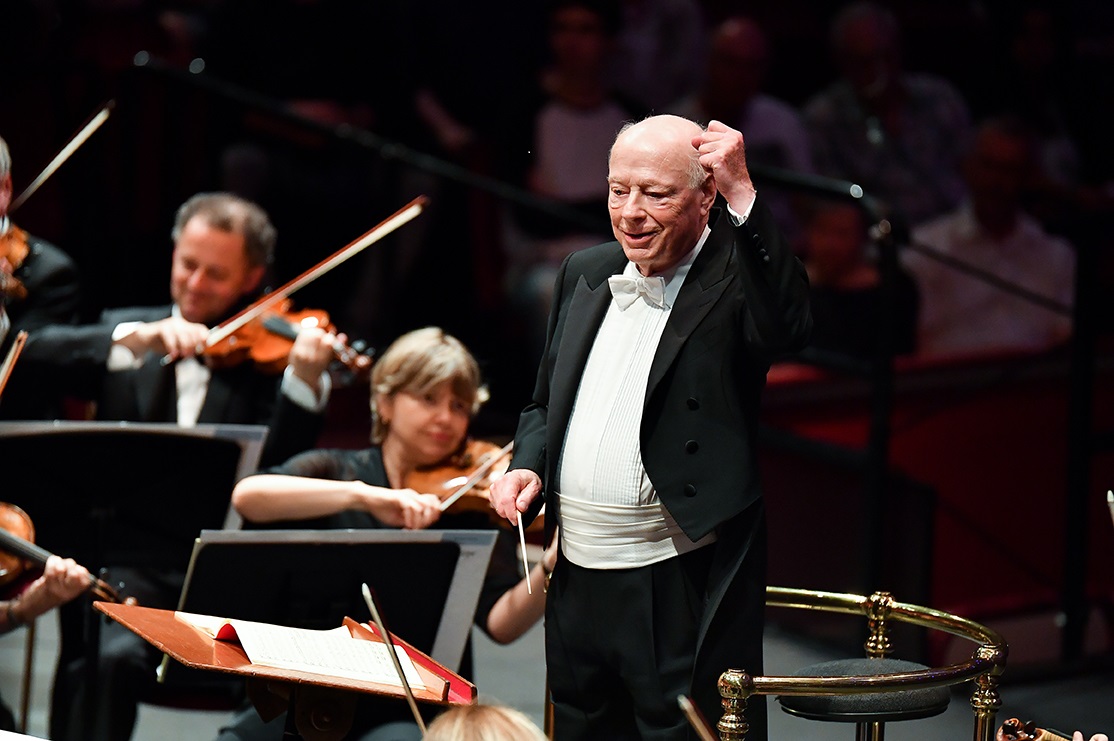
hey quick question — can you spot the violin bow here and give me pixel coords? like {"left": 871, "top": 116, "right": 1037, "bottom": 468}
{"left": 0, "top": 330, "right": 28, "bottom": 402}
{"left": 11, "top": 100, "right": 115, "bottom": 213}
{"left": 437, "top": 440, "right": 514, "bottom": 513}
{"left": 361, "top": 582, "right": 426, "bottom": 734}
{"left": 202, "top": 195, "right": 428, "bottom": 351}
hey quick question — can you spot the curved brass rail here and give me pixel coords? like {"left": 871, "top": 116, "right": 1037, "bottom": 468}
{"left": 716, "top": 587, "right": 1009, "bottom": 741}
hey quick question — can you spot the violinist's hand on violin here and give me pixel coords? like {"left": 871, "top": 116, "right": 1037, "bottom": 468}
{"left": 288, "top": 326, "right": 340, "bottom": 391}
{"left": 490, "top": 469, "right": 542, "bottom": 526}
{"left": 20, "top": 555, "right": 92, "bottom": 621}
{"left": 116, "top": 316, "right": 209, "bottom": 360}
{"left": 362, "top": 485, "right": 442, "bottom": 530}
{"left": 1074, "top": 733, "right": 1109, "bottom": 741}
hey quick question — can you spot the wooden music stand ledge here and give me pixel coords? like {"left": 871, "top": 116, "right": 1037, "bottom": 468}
{"left": 95, "top": 602, "right": 476, "bottom": 741}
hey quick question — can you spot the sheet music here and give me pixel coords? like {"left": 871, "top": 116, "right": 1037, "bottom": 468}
{"left": 176, "top": 612, "right": 425, "bottom": 689}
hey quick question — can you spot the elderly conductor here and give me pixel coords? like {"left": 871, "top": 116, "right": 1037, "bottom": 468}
{"left": 491, "top": 114, "right": 812, "bottom": 740}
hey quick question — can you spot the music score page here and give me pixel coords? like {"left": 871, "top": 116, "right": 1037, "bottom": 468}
{"left": 175, "top": 611, "right": 426, "bottom": 689}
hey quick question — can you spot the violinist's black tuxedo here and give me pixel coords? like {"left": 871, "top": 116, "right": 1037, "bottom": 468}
{"left": 509, "top": 199, "right": 812, "bottom": 739}
{"left": 0, "top": 234, "right": 81, "bottom": 419}
{"left": 21, "top": 304, "right": 323, "bottom": 467}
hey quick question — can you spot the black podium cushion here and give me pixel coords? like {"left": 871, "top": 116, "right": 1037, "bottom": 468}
{"left": 778, "top": 658, "right": 951, "bottom": 722}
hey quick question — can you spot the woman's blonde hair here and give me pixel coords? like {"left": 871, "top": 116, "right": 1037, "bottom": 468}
{"left": 423, "top": 703, "right": 547, "bottom": 741}
{"left": 369, "top": 327, "right": 489, "bottom": 444}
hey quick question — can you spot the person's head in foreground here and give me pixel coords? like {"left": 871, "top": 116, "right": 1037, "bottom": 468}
{"left": 423, "top": 702, "right": 547, "bottom": 741}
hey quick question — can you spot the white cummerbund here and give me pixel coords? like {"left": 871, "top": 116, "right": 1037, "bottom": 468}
{"left": 559, "top": 492, "right": 717, "bottom": 569}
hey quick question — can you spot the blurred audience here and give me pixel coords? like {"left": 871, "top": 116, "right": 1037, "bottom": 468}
{"left": 668, "top": 14, "right": 814, "bottom": 242}
{"left": 803, "top": 1, "right": 973, "bottom": 230}
{"left": 606, "top": 0, "right": 708, "bottom": 112}
{"left": 802, "top": 200, "right": 918, "bottom": 361}
{"left": 500, "top": 0, "right": 641, "bottom": 367}
{"left": 904, "top": 115, "right": 1075, "bottom": 358}
{"left": 969, "top": 1, "right": 1082, "bottom": 191}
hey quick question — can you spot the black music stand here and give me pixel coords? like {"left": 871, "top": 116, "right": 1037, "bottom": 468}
{"left": 0, "top": 421, "right": 266, "bottom": 566}
{"left": 159, "top": 528, "right": 497, "bottom": 735}
{"left": 0, "top": 421, "right": 267, "bottom": 733}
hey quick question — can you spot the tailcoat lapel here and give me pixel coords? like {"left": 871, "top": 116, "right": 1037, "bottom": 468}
{"left": 646, "top": 213, "right": 735, "bottom": 398}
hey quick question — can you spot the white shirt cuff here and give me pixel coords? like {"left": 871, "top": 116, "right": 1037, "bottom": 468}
{"left": 726, "top": 197, "right": 756, "bottom": 226}
{"left": 108, "top": 321, "right": 144, "bottom": 370}
{"left": 281, "top": 365, "right": 331, "bottom": 413}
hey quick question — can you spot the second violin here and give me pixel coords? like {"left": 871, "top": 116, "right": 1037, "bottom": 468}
{"left": 405, "top": 439, "right": 543, "bottom": 531}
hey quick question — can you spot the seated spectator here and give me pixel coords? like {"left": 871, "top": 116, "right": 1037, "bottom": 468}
{"left": 802, "top": 200, "right": 918, "bottom": 360}
{"left": 606, "top": 0, "right": 708, "bottom": 112}
{"left": 803, "top": 1, "right": 973, "bottom": 229}
{"left": 668, "top": 15, "right": 814, "bottom": 243}
{"left": 500, "top": 0, "right": 644, "bottom": 366}
{"left": 904, "top": 115, "right": 1075, "bottom": 358}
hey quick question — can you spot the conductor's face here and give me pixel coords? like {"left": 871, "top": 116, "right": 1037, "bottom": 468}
{"left": 170, "top": 216, "right": 265, "bottom": 325}
{"left": 608, "top": 117, "right": 715, "bottom": 276}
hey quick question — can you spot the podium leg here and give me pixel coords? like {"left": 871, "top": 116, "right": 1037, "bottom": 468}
{"left": 282, "top": 695, "right": 301, "bottom": 741}
{"left": 292, "top": 685, "right": 356, "bottom": 741}
{"left": 249, "top": 679, "right": 355, "bottom": 741}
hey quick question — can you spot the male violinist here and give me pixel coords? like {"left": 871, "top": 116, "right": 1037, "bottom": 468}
{"left": 0, "top": 133, "right": 83, "bottom": 420}
{"left": 21, "top": 191, "right": 339, "bottom": 741}
{"left": 21, "top": 191, "right": 338, "bottom": 466}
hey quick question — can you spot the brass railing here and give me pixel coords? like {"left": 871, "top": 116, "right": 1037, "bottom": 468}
{"left": 717, "top": 587, "right": 1008, "bottom": 741}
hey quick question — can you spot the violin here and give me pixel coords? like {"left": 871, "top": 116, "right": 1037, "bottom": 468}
{"left": 0, "top": 502, "right": 135, "bottom": 605}
{"left": 405, "top": 438, "right": 542, "bottom": 531}
{"left": 0, "top": 227, "right": 30, "bottom": 302}
{"left": 203, "top": 296, "right": 373, "bottom": 378}
{"left": 180, "top": 196, "right": 428, "bottom": 375}
{"left": 998, "top": 717, "right": 1071, "bottom": 741}
{"left": 1, "top": 101, "right": 113, "bottom": 304}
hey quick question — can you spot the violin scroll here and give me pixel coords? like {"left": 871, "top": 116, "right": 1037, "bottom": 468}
{"left": 0, "top": 227, "right": 31, "bottom": 302}
{"left": 998, "top": 718, "right": 1071, "bottom": 741}
{"left": 0, "top": 503, "right": 35, "bottom": 591}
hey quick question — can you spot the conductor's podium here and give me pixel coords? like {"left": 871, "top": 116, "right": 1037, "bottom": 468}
{"left": 759, "top": 347, "right": 1114, "bottom": 665}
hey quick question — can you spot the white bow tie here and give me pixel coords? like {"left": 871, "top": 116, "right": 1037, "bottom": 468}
{"left": 608, "top": 274, "right": 667, "bottom": 310}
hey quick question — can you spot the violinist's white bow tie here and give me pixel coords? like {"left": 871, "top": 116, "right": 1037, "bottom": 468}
{"left": 608, "top": 274, "right": 667, "bottom": 310}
